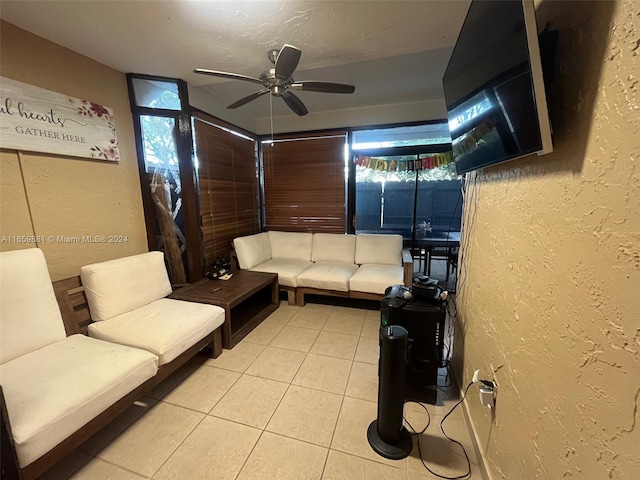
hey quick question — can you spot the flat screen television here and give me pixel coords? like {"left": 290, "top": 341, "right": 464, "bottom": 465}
{"left": 443, "top": 0, "right": 553, "bottom": 175}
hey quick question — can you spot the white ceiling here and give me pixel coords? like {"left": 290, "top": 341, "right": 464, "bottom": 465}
{"left": 0, "top": 0, "right": 471, "bottom": 130}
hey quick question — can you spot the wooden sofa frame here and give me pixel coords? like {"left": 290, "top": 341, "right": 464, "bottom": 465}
{"left": 0, "top": 276, "right": 222, "bottom": 480}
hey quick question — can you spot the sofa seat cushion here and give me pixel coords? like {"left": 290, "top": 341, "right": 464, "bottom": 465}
{"left": 349, "top": 264, "right": 404, "bottom": 294}
{"left": 296, "top": 262, "right": 359, "bottom": 292}
{"left": 0, "top": 334, "right": 158, "bottom": 468}
{"left": 88, "top": 298, "right": 225, "bottom": 365}
{"left": 250, "top": 258, "right": 313, "bottom": 287}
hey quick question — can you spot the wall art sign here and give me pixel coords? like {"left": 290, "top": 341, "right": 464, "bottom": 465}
{"left": 0, "top": 76, "right": 120, "bottom": 162}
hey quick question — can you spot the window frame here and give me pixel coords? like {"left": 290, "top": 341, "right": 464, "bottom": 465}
{"left": 126, "top": 73, "right": 203, "bottom": 281}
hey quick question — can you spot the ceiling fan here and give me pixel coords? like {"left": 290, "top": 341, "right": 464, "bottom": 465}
{"left": 194, "top": 44, "right": 355, "bottom": 116}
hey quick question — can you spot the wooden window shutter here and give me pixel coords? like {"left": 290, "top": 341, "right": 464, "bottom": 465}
{"left": 262, "top": 133, "right": 347, "bottom": 233}
{"left": 193, "top": 114, "right": 260, "bottom": 267}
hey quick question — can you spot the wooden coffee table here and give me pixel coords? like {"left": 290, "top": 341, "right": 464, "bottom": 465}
{"left": 170, "top": 270, "right": 279, "bottom": 349}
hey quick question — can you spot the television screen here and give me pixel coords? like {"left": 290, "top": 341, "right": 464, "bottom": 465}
{"left": 443, "top": 0, "right": 552, "bottom": 174}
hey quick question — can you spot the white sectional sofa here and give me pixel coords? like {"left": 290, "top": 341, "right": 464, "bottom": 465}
{"left": 233, "top": 231, "right": 413, "bottom": 305}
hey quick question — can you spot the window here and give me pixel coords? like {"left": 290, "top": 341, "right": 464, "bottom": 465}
{"left": 130, "top": 78, "right": 181, "bottom": 110}
{"left": 262, "top": 132, "right": 348, "bottom": 233}
{"left": 127, "top": 74, "right": 200, "bottom": 282}
{"left": 352, "top": 122, "right": 461, "bottom": 239}
{"left": 352, "top": 124, "right": 451, "bottom": 150}
{"left": 193, "top": 112, "right": 260, "bottom": 267}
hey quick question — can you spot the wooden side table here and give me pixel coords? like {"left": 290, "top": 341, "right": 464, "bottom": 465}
{"left": 170, "top": 270, "right": 279, "bottom": 349}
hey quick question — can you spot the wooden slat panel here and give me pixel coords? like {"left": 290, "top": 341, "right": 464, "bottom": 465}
{"left": 52, "top": 276, "right": 90, "bottom": 336}
{"left": 194, "top": 117, "right": 260, "bottom": 267}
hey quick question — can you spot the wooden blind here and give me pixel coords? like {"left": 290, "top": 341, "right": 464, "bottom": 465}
{"left": 194, "top": 115, "right": 260, "bottom": 267}
{"left": 262, "top": 133, "right": 347, "bottom": 233}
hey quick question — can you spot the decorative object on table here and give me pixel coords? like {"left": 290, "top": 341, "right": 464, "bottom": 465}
{"left": 415, "top": 221, "right": 432, "bottom": 238}
{"left": 206, "top": 256, "right": 231, "bottom": 280}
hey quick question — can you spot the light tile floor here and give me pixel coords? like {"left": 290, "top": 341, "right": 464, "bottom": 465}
{"left": 41, "top": 301, "right": 480, "bottom": 480}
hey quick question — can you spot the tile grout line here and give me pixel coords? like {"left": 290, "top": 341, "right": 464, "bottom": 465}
{"left": 319, "top": 346, "right": 357, "bottom": 480}
{"left": 232, "top": 308, "right": 315, "bottom": 480}
{"left": 232, "top": 429, "right": 267, "bottom": 480}
{"left": 233, "top": 303, "right": 337, "bottom": 476}
{"left": 66, "top": 304, "right": 372, "bottom": 479}
{"left": 149, "top": 405, "right": 210, "bottom": 478}
{"left": 96, "top": 456, "right": 155, "bottom": 478}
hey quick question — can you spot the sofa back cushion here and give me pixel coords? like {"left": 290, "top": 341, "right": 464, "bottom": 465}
{"left": 81, "top": 251, "right": 172, "bottom": 322}
{"left": 312, "top": 233, "right": 356, "bottom": 264}
{"left": 355, "top": 234, "right": 403, "bottom": 266}
{"left": 233, "top": 232, "right": 272, "bottom": 270}
{"left": 268, "top": 231, "right": 313, "bottom": 261}
{"left": 0, "top": 248, "right": 67, "bottom": 364}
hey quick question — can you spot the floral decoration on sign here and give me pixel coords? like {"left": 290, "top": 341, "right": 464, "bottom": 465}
{"left": 69, "top": 98, "right": 120, "bottom": 162}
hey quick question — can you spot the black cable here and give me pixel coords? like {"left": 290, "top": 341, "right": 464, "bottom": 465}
{"left": 456, "top": 171, "right": 478, "bottom": 297}
{"left": 442, "top": 181, "right": 463, "bottom": 291}
{"left": 438, "top": 363, "right": 452, "bottom": 388}
{"left": 441, "top": 295, "right": 457, "bottom": 368}
{"left": 446, "top": 296, "right": 456, "bottom": 358}
{"left": 446, "top": 186, "right": 463, "bottom": 238}
{"left": 403, "top": 400, "right": 430, "bottom": 435}
{"left": 403, "top": 382, "right": 474, "bottom": 480}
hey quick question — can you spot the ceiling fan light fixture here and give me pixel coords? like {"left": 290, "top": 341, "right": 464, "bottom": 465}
{"left": 271, "top": 85, "right": 286, "bottom": 97}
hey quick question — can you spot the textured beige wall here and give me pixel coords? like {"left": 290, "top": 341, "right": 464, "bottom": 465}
{"left": 0, "top": 21, "right": 147, "bottom": 280}
{"left": 453, "top": 2, "right": 639, "bottom": 479}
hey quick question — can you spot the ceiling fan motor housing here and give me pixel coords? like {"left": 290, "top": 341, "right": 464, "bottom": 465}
{"left": 259, "top": 69, "right": 290, "bottom": 96}
{"left": 271, "top": 85, "right": 286, "bottom": 97}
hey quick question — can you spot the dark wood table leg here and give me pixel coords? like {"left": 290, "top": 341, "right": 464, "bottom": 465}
{"left": 211, "top": 328, "right": 223, "bottom": 358}
{"left": 222, "top": 306, "right": 232, "bottom": 350}
{"left": 271, "top": 278, "right": 279, "bottom": 305}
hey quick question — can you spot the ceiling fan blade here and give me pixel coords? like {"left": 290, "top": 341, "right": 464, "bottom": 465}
{"left": 227, "top": 90, "right": 270, "bottom": 109}
{"left": 290, "top": 81, "right": 355, "bottom": 94}
{"left": 275, "top": 44, "right": 301, "bottom": 81}
{"left": 193, "top": 69, "right": 264, "bottom": 86}
{"left": 282, "top": 91, "right": 308, "bottom": 116}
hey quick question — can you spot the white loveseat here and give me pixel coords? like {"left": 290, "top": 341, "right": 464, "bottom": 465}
{"left": 233, "top": 231, "right": 413, "bottom": 305}
{"left": 0, "top": 249, "right": 159, "bottom": 479}
{"left": 80, "top": 251, "right": 226, "bottom": 367}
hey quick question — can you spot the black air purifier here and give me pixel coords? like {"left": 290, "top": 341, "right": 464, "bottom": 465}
{"left": 367, "top": 325, "right": 412, "bottom": 460}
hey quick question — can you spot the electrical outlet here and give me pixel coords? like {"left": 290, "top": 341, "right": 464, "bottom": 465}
{"left": 479, "top": 385, "right": 495, "bottom": 408}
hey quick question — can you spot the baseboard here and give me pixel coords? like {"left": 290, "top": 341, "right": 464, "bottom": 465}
{"left": 452, "top": 372, "right": 495, "bottom": 480}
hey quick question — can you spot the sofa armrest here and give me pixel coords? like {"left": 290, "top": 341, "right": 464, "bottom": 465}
{"left": 52, "top": 276, "right": 91, "bottom": 336}
{"left": 402, "top": 248, "right": 414, "bottom": 287}
{"left": 230, "top": 250, "right": 240, "bottom": 271}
